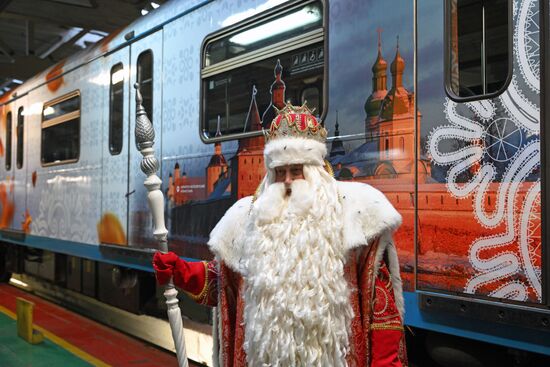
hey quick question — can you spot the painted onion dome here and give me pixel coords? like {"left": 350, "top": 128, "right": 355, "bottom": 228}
{"left": 379, "top": 36, "right": 411, "bottom": 120}
{"left": 365, "top": 30, "right": 388, "bottom": 119}
{"left": 372, "top": 45, "right": 387, "bottom": 75}
{"left": 390, "top": 38, "right": 405, "bottom": 75}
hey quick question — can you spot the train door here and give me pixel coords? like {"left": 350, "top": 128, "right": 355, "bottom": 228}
{"left": 100, "top": 49, "right": 130, "bottom": 246}
{"left": 417, "top": 0, "right": 542, "bottom": 306}
{"left": 128, "top": 30, "right": 163, "bottom": 248}
{"left": 2, "top": 104, "right": 14, "bottom": 229}
{"left": 12, "top": 97, "right": 27, "bottom": 232}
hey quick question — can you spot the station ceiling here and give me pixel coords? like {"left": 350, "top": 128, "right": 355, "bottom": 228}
{"left": 0, "top": 0, "right": 166, "bottom": 96}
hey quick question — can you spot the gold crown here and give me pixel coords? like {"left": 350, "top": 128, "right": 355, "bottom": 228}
{"left": 265, "top": 103, "right": 327, "bottom": 143}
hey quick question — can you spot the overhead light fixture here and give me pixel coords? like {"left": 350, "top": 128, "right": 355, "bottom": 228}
{"left": 151, "top": 2, "right": 160, "bottom": 9}
{"left": 141, "top": 9, "right": 149, "bottom": 16}
{"left": 12, "top": 79, "right": 23, "bottom": 85}
{"left": 221, "top": 0, "right": 287, "bottom": 27}
{"left": 229, "top": 5, "right": 321, "bottom": 46}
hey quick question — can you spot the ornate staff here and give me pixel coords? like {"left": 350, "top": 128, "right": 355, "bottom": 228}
{"left": 134, "top": 83, "right": 188, "bottom": 367}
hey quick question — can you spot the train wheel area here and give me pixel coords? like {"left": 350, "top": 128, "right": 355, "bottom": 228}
{"left": 0, "top": 282, "right": 202, "bottom": 366}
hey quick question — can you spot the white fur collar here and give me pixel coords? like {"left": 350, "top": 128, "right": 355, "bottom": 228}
{"left": 208, "top": 181, "right": 402, "bottom": 272}
{"left": 338, "top": 181, "right": 402, "bottom": 250}
{"left": 208, "top": 195, "right": 253, "bottom": 272}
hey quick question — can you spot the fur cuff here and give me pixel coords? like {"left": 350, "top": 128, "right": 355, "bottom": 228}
{"left": 264, "top": 137, "right": 327, "bottom": 169}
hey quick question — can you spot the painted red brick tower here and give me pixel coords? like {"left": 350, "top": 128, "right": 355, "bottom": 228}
{"left": 261, "top": 59, "right": 286, "bottom": 128}
{"left": 206, "top": 117, "right": 228, "bottom": 197}
{"left": 232, "top": 86, "right": 266, "bottom": 199}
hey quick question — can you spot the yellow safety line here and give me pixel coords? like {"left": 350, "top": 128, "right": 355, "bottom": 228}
{"left": 0, "top": 304, "right": 111, "bottom": 367}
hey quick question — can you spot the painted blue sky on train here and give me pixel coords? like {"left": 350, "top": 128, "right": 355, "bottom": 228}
{"left": 417, "top": 1, "right": 446, "bottom": 137}
{"left": 325, "top": 0, "right": 414, "bottom": 140}
{"left": 323, "top": 1, "right": 449, "bottom": 141}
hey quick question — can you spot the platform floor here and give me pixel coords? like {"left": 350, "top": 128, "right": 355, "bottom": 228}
{"left": 0, "top": 283, "right": 195, "bottom": 366}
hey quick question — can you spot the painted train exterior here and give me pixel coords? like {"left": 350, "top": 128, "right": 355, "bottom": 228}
{"left": 0, "top": 0, "right": 548, "bottom": 364}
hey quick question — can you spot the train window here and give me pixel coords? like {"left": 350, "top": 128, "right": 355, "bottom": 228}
{"left": 16, "top": 107, "right": 23, "bottom": 169}
{"left": 137, "top": 50, "right": 153, "bottom": 124}
{"left": 41, "top": 90, "right": 80, "bottom": 166}
{"left": 109, "top": 63, "right": 124, "bottom": 155}
{"left": 5, "top": 111, "right": 12, "bottom": 170}
{"left": 201, "top": 0, "right": 325, "bottom": 141}
{"left": 446, "top": 0, "right": 511, "bottom": 100}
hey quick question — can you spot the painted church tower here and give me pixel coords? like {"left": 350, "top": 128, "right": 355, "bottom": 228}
{"left": 376, "top": 37, "right": 419, "bottom": 179}
{"left": 232, "top": 86, "right": 266, "bottom": 199}
{"left": 365, "top": 29, "right": 388, "bottom": 139}
{"left": 206, "top": 116, "right": 227, "bottom": 197}
{"left": 261, "top": 59, "right": 286, "bottom": 128}
{"left": 363, "top": 34, "right": 430, "bottom": 182}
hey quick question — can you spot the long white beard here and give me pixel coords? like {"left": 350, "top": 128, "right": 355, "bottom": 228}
{"left": 239, "top": 166, "right": 353, "bottom": 367}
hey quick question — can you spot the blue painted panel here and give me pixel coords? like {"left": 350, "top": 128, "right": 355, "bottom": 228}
{"left": 404, "top": 292, "right": 550, "bottom": 356}
{"left": 0, "top": 233, "right": 204, "bottom": 273}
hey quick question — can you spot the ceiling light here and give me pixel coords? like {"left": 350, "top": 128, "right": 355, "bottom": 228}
{"left": 151, "top": 2, "right": 160, "bottom": 9}
{"left": 229, "top": 5, "right": 321, "bottom": 46}
{"left": 141, "top": 9, "right": 149, "bottom": 16}
{"left": 221, "top": 0, "right": 286, "bottom": 27}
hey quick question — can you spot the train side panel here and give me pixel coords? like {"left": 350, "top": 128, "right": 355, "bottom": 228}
{"left": 0, "top": 0, "right": 547, "bottom": 361}
{"left": 411, "top": 0, "right": 550, "bottom": 355}
{"left": 27, "top": 60, "right": 104, "bottom": 245}
{"left": 127, "top": 31, "right": 164, "bottom": 249}
{"left": 0, "top": 100, "right": 16, "bottom": 230}
{"left": 100, "top": 48, "right": 131, "bottom": 246}
{"left": 418, "top": 0, "right": 542, "bottom": 304}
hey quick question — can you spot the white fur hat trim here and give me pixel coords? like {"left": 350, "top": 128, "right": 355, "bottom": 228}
{"left": 263, "top": 136, "right": 327, "bottom": 169}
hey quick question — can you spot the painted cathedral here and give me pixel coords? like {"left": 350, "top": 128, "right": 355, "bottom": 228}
{"left": 328, "top": 36, "right": 431, "bottom": 183}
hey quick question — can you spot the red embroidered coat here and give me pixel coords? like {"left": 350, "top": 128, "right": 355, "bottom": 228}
{"left": 157, "top": 182, "right": 408, "bottom": 366}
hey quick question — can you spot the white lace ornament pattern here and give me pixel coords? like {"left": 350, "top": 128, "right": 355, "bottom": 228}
{"left": 427, "top": 0, "right": 541, "bottom": 302}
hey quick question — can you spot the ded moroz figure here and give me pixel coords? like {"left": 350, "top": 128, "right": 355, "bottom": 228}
{"left": 154, "top": 103, "right": 408, "bottom": 367}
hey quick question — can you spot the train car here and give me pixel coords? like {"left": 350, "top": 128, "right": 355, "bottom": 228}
{"left": 0, "top": 0, "right": 548, "bottom": 365}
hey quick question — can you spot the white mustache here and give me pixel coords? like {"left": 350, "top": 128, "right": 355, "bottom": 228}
{"left": 253, "top": 179, "right": 315, "bottom": 225}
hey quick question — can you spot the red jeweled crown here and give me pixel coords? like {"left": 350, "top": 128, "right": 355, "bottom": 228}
{"left": 265, "top": 103, "right": 327, "bottom": 143}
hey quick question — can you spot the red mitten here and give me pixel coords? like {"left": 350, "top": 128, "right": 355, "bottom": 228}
{"left": 152, "top": 251, "right": 207, "bottom": 296}
{"left": 153, "top": 251, "right": 179, "bottom": 285}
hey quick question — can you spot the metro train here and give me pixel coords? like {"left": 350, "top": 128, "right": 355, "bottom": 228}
{"left": 0, "top": 0, "right": 549, "bottom": 365}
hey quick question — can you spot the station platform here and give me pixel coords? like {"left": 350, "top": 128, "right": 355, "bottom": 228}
{"left": 0, "top": 283, "right": 200, "bottom": 366}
